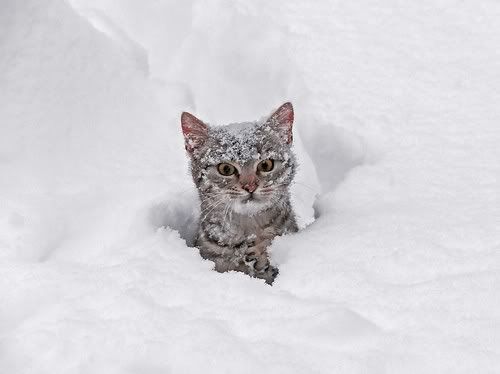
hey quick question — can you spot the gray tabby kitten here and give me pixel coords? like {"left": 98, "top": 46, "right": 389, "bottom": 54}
{"left": 181, "top": 102, "right": 298, "bottom": 284}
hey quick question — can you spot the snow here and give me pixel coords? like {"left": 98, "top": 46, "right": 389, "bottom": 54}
{"left": 1, "top": 0, "right": 500, "bottom": 372}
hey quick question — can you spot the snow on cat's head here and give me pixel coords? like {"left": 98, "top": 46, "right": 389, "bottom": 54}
{"left": 181, "top": 102, "right": 296, "bottom": 215}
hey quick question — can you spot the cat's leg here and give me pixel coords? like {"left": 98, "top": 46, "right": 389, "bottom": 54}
{"left": 199, "top": 240, "right": 252, "bottom": 275}
{"left": 209, "top": 242, "right": 278, "bottom": 284}
{"left": 244, "top": 240, "right": 279, "bottom": 285}
{"left": 198, "top": 237, "right": 278, "bottom": 284}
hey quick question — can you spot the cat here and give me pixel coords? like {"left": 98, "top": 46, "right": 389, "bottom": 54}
{"left": 181, "top": 102, "right": 298, "bottom": 284}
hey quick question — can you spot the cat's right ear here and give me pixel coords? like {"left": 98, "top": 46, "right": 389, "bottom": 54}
{"left": 267, "top": 102, "right": 294, "bottom": 144}
{"left": 181, "top": 112, "right": 208, "bottom": 153}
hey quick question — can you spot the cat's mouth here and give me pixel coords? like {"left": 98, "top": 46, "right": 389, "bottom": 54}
{"left": 232, "top": 192, "right": 270, "bottom": 215}
{"left": 240, "top": 192, "right": 267, "bottom": 204}
{"left": 242, "top": 194, "right": 256, "bottom": 202}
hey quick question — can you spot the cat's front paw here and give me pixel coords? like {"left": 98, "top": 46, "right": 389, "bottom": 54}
{"left": 244, "top": 250, "right": 278, "bottom": 284}
{"left": 243, "top": 250, "right": 257, "bottom": 264}
{"left": 256, "top": 264, "right": 279, "bottom": 285}
{"left": 244, "top": 251, "right": 268, "bottom": 271}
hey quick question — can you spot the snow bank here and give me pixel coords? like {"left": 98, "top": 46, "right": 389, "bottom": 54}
{"left": 0, "top": 0, "right": 170, "bottom": 183}
{"left": 0, "top": 0, "right": 187, "bottom": 262}
{"left": 1, "top": 0, "right": 500, "bottom": 373}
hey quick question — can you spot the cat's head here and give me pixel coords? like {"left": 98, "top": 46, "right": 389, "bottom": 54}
{"left": 181, "top": 102, "right": 296, "bottom": 215}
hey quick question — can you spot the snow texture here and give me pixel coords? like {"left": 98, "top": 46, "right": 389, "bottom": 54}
{"left": 1, "top": 0, "right": 500, "bottom": 372}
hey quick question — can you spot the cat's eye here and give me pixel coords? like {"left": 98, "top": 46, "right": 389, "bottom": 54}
{"left": 257, "top": 159, "right": 274, "bottom": 173}
{"left": 217, "top": 163, "right": 236, "bottom": 176}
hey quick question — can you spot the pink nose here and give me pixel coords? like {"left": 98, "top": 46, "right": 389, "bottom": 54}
{"left": 242, "top": 182, "right": 257, "bottom": 193}
{"left": 240, "top": 175, "right": 258, "bottom": 193}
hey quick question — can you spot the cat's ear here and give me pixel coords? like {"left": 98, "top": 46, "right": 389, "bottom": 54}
{"left": 267, "top": 102, "right": 294, "bottom": 144}
{"left": 181, "top": 112, "right": 209, "bottom": 153}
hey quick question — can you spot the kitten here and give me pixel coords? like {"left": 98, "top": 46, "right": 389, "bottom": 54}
{"left": 181, "top": 102, "right": 298, "bottom": 284}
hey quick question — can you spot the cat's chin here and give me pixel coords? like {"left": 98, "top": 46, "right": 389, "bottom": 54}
{"left": 232, "top": 199, "right": 269, "bottom": 216}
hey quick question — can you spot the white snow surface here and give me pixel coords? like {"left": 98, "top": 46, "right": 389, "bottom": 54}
{"left": 1, "top": 0, "right": 500, "bottom": 372}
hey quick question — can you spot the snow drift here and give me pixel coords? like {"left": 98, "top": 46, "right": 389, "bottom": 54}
{"left": 1, "top": 0, "right": 500, "bottom": 373}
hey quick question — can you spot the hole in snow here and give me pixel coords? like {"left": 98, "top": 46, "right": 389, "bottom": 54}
{"left": 297, "top": 118, "right": 369, "bottom": 220}
{"left": 149, "top": 119, "right": 368, "bottom": 250}
{"left": 148, "top": 188, "right": 199, "bottom": 247}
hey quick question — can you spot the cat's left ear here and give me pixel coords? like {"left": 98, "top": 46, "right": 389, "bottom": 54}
{"left": 268, "top": 102, "right": 294, "bottom": 144}
{"left": 181, "top": 112, "right": 209, "bottom": 153}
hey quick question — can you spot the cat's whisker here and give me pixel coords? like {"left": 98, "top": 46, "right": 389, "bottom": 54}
{"left": 201, "top": 197, "right": 225, "bottom": 212}
{"left": 259, "top": 187, "right": 274, "bottom": 192}
{"left": 221, "top": 201, "right": 232, "bottom": 229}
{"left": 226, "top": 192, "right": 244, "bottom": 196}
{"left": 293, "top": 181, "right": 317, "bottom": 192}
{"left": 200, "top": 206, "right": 222, "bottom": 221}
{"left": 227, "top": 199, "right": 233, "bottom": 215}
{"left": 290, "top": 194, "right": 308, "bottom": 205}
{"left": 201, "top": 202, "right": 222, "bottom": 216}
{"left": 200, "top": 194, "right": 224, "bottom": 208}
{"left": 200, "top": 197, "right": 227, "bottom": 220}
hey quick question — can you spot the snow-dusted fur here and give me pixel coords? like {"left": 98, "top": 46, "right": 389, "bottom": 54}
{"left": 181, "top": 103, "right": 298, "bottom": 284}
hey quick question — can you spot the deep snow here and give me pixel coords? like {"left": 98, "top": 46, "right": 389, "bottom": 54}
{"left": 1, "top": 0, "right": 500, "bottom": 373}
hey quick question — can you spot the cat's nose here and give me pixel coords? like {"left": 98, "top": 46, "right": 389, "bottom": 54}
{"left": 242, "top": 182, "right": 257, "bottom": 193}
{"left": 240, "top": 174, "right": 258, "bottom": 193}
